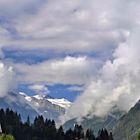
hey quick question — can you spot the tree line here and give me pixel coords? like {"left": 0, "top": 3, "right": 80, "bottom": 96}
{"left": 0, "top": 108, "right": 113, "bottom": 140}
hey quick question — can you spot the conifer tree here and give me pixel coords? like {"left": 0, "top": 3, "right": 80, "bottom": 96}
{"left": 57, "top": 126, "right": 64, "bottom": 140}
{"left": 0, "top": 108, "right": 114, "bottom": 140}
{"left": 86, "top": 129, "right": 95, "bottom": 140}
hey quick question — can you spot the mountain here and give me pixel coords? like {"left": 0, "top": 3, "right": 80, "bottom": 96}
{"left": 63, "top": 106, "right": 125, "bottom": 135}
{"left": 19, "top": 92, "right": 71, "bottom": 122}
{"left": 113, "top": 100, "right": 140, "bottom": 140}
{"left": 0, "top": 92, "right": 39, "bottom": 121}
{"left": 0, "top": 92, "right": 71, "bottom": 122}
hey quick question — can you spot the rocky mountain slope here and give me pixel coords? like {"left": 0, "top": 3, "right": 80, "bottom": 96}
{"left": 0, "top": 92, "right": 39, "bottom": 121}
{"left": 113, "top": 100, "right": 140, "bottom": 140}
{"left": 0, "top": 92, "right": 71, "bottom": 122}
{"left": 20, "top": 92, "right": 71, "bottom": 122}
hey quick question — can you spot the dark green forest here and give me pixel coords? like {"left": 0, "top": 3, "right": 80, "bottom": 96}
{"left": 0, "top": 108, "right": 113, "bottom": 140}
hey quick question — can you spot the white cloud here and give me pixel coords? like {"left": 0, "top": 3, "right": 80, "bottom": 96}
{"left": 0, "top": 0, "right": 140, "bottom": 124}
{"left": 0, "top": 62, "right": 16, "bottom": 97}
{"left": 29, "top": 84, "right": 50, "bottom": 94}
{"left": 0, "top": 0, "right": 130, "bottom": 55}
{"left": 61, "top": 27, "right": 140, "bottom": 122}
{"left": 0, "top": 0, "right": 42, "bottom": 17}
{"left": 67, "top": 85, "right": 84, "bottom": 92}
{"left": 13, "top": 56, "right": 100, "bottom": 85}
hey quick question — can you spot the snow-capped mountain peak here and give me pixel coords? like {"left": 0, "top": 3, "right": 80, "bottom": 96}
{"left": 33, "top": 94, "right": 72, "bottom": 109}
{"left": 33, "top": 94, "right": 47, "bottom": 100}
{"left": 19, "top": 92, "right": 27, "bottom": 97}
{"left": 19, "top": 92, "right": 72, "bottom": 122}
{"left": 19, "top": 92, "right": 32, "bottom": 102}
{"left": 47, "top": 98, "right": 72, "bottom": 109}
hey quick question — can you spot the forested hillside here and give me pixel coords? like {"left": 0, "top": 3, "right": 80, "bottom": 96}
{"left": 0, "top": 108, "right": 113, "bottom": 140}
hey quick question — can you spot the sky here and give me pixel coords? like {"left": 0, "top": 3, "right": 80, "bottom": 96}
{"left": 1, "top": 0, "right": 140, "bottom": 121}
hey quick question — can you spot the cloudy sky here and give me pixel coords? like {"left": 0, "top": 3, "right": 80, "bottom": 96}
{"left": 1, "top": 0, "right": 140, "bottom": 120}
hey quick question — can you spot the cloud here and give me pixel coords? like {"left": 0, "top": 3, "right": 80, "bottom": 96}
{"left": 0, "top": 47, "right": 16, "bottom": 97}
{"left": 0, "top": 0, "right": 43, "bottom": 18}
{"left": 29, "top": 84, "right": 50, "bottom": 94}
{"left": 0, "top": 0, "right": 129, "bottom": 56}
{"left": 61, "top": 27, "right": 140, "bottom": 122}
{"left": 0, "top": 0, "right": 140, "bottom": 124}
{"left": 0, "top": 62, "right": 16, "bottom": 97}
{"left": 13, "top": 56, "right": 100, "bottom": 85}
{"left": 67, "top": 85, "right": 84, "bottom": 92}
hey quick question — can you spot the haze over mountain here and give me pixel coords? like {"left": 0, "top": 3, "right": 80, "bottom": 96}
{"left": 63, "top": 106, "right": 126, "bottom": 135}
{"left": 62, "top": 99, "right": 140, "bottom": 140}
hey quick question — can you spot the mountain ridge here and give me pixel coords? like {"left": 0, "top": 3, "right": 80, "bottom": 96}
{"left": 0, "top": 91, "right": 72, "bottom": 122}
{"left": 113, "top": 100, "right": 140, "bottom": 140}
{"left": 63, "top": 106, "right": 125, "bottom": 135}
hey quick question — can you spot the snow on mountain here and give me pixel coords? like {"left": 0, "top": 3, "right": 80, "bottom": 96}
{"left": 19, "top": 92, "right": 72, "bottom": 122}
{"left": 32, "top": 93, "right": 72, "bottom": 109}
{"left": 33, "top": 94, "right": 48, "bottom": 100}
{"left": 0, "top": 91, "right": 71, "bottom": 123}
{"left": 19, "top": 92, "right": 32, "bottom": 102}
{"left": 0, "top": 92, "right": 39, "bottom": 121}
{"left": 19, "top": 92, "right": 27, "bottom": 96}
{"left": 47, "top": 98, "right": 71, "bottom": 109}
